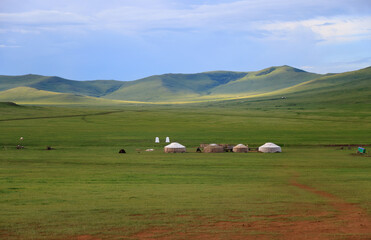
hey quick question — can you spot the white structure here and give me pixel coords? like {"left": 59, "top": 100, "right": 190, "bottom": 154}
{"left": 155, "top": 137, "right": 159, "bottom": 143}
{"left": 258, "top": 142, "right": 282, "bottom": 153}
{"left": 165, "top": 137, "right": 170, "bottom": 143}
{"left": 164, "top": 142, "right": 186, "bottom": 153}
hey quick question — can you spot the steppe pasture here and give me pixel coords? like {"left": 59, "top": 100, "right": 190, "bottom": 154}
{"left": 1, "top": 101, "right": 370, "bottom": 239}
{"left": 2, "top": 0, "right": 371, "bottom": 239}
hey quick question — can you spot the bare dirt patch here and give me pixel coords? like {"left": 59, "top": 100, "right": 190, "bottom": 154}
{"left": 130, "top": 227, "right": 171, "bottom": 239}
{"left": 77, "top": 235, "right": 102, "bottom": 240}
{"left": 125, "top": 178, "right": 370, "bottom": 240}
{"left": 0, "top": 230, "right": 17, "bottom": 239}
{"left": 70, "top": 178, "right": 370, "bottom": 240}
{"left": 290, "top": 178, "right": 371, "bottom": 239}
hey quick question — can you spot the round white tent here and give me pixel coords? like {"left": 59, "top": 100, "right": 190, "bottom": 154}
{"left": 233, "top": 144, "right": 248, "bottom": 153}
{"left": 164, "top": 142, "right": 186, "bottom": 153}
{"left": 258, "top": 142, "right": 281, "bottom": 153}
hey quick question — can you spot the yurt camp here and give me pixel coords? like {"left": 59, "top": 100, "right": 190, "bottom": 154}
{"left": 204, "top": 144, "right": 224, "bottom": 153}
{"left": 233, "top": 144, "right": 249, "bottom": 153}
{"left": 258, "top": 142, "right": 282, "bottom": 153}
{"left": 164, "top": 142, "right": 186, "bottom": 153}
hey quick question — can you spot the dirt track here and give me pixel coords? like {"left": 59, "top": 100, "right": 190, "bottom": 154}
{"left": 74, "top": 177, "right": 371, "bottom": 240}
{"left": 128, "top": 180, "right": 371, "bottom": 239}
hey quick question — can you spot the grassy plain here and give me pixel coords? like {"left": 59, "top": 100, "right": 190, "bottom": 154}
{"left": 0, "top": 101, "right": 370, "bottom": 239}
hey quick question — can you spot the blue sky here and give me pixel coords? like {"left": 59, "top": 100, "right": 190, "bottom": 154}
{"left": 0, "top": 0, "right": 370, "bottom": 80}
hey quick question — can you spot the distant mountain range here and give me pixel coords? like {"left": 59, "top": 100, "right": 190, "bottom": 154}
{"left": 0, "top": 65, "right": 370, "bottom": 104}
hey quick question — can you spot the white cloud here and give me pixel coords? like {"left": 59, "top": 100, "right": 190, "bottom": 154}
{"left": 0, "top": 10, "right": 90, "bottom": 26}
{"left": 0, "top": 44, "right": 20, "bottom": 48}
{"left": 258, "top": 16, "right": 371, "bottom": 43}
{"left": 0, "top": 0, "right": 370, "bottom": 43}
{"left": 299, "top": 57, "right": 371, "bottom": 74}
{"left": 91, "top": 0, "right": 318, "bottom": 33}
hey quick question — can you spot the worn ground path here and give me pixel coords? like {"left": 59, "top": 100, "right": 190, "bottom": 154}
{"left": 73, "top": 177, "right": 370, "bottom": 240}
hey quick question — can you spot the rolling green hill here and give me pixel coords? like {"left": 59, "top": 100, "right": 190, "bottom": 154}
{"left": 103, "top": 66, "right": 321, "bottom": 101}
{"left": 0, "top": 74, "right": 50, "bottom": 91}
{"left": 210, "top": 66, "right": 371, "bottom": 111}
{"left": 0, "top": 74, "right": 125, "bottom": 97}
{"left": 260, "top": 66, "right": 371, "bottom": 104}
{"left": 0, "top": 87, "right": 124, "bottom": 105}
{"left": 103, "top": 71, "right": 248, "bottom": 101}
{"left": 0, "top": 101, "right": 21, "bottom": 108}
{"left": 209, "top": 66, "right": 320, "bottom": 95}
{"left": 0, "top": 66, "right": 322, "bottom": 102}
{"left": 0, "top": 66, "right": 369, "bottom": 104}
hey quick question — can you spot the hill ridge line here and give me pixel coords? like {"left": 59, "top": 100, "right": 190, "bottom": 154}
{"left": 0, "top": 65, "right": 370, "bottom": 104}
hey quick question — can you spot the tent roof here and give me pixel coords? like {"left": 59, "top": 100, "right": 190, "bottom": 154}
{"left": 260, "top": 142, "right": 280, "bottom": 148}
{"left": 234, "top": 144, "right": 247, "bottom": 148}
{"left": 165, "top": 142, "right": 185, "bottom": 148}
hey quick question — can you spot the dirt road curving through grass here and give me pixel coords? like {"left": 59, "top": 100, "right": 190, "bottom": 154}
{"left": 288, "top": 177, "right": 371, "bottom": 240}
{"left": 123, "top": 178, "right": 371, "bottom": 240}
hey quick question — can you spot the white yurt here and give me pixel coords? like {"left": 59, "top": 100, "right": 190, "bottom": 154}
{"left": 233, "top": 144, "right": 249, "bottom": 153}
{"left": 258, "top": 142, "right": 281, "bottom": 153}
{"left": 164, "top": 142, "right": 186, "bottom": 153}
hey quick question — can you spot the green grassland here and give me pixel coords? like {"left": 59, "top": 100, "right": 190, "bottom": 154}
{"left": 0, "top": 98, "right": 370, "bottom": 239}
{"left": 0, "top": 66, "right": 370, "bottom": 238}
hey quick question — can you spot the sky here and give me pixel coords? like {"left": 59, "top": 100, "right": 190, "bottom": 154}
{"left": 0, "top": 0, "right": 370, "bottom": 81}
